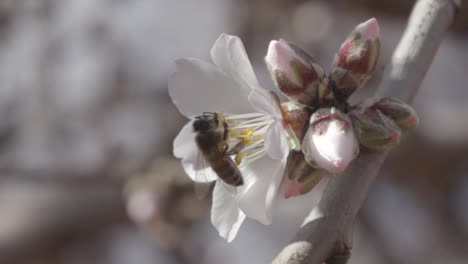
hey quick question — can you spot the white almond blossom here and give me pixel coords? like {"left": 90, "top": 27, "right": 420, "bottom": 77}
{"left": 169, "top": 34, "right": 299, "bottom": 242}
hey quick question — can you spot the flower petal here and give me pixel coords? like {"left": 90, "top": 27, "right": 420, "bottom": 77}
{"left": 211, "top": 182, "right": 246, "bottom": 242}
{"left": 173, "top": 121, "right": 196, "bottom": 159}
{"left": 248, "top": 87, "right": 282, "bottom": 117}
{"left": 168, "top": 58, "right": 254, "bottom": 118}
{"left": 236, "top": 154, "right": 286, "bottom": 225}
{"left": 211, "top": 34, "right": 261, "bottom": 92}
{"left": 264, "top": 122, "right": 289, "bottom": 160}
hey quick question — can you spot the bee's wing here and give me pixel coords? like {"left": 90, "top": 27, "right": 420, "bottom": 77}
{"left": 193, "top": 151, "right": 215, "bottom": 199}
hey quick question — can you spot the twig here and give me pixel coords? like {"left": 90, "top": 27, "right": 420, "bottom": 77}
{"left": 272, "top": 0, "right": 459, "bottom": 263}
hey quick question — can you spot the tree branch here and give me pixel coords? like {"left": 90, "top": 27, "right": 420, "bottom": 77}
{"left": 272, "top": 0, "right": 459, "bottom": 263}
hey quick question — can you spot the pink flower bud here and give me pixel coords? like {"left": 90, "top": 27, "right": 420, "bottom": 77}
{"left": 266, "top": 39, "right": 330, "bottom": 106}
{"left": 282, "top": 151, "right": 326, "bottom": 199}
{"left": 368, "top": 97, "right": 419, "bottom": 133}
{"left": 330, "top": 18, "right": 381, "bottom": 98}
{"left": 349, "top": 107, "right": 401, "bottom": 150}
{"left": 302, "top": 108, "right": 359, "bottom": 174}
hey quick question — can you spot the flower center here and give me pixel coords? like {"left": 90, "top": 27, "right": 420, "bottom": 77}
{"left": 223, "top": 112, "right": 274, "bottom": 166}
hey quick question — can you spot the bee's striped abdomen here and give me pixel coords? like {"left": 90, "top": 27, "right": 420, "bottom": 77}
{"left": 208, "top": 156, "right": 243, "bottom": 186}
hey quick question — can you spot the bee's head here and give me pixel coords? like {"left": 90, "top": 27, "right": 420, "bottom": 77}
{"left": 193, "top": 112, "right": 219, "bottom": 132}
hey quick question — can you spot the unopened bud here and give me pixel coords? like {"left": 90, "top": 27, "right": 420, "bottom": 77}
{"left": 282, "top": 151, "right": 326, "bottom": 199}
{"left": 280, "top": 102, "right": 311, "bottom": 141}
{"left": 266, "top": 39, "right": 330, "bottom": 106}
{"left": 302, "top": 108, "right": 359, "bottom": 174}
{"left": 368, "top": 97, "right": 418, "bottom": 133}
{"left": 330, "top": 18, "right": 380, "bottom": 98}
{"left": 349, "top": 107, "right": 401, "bottom": 150}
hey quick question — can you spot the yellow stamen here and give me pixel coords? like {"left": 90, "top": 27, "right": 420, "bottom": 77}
{"left": 239, "top": 128, "right": 254, "bottom": 136}
{"left": 241, "top": 136, "right": 252, "bottom": 144}
{"left": 235, "top": 152, "right": 245, "bottom": 165}
{"left": 252, "top": 135, "right": 263, "bottom": 142}
{"left": 245, "top": 150, "right": 256, "bottom": 156}
{"left": 225, "top": 118, "right": 236, "bottom": 124}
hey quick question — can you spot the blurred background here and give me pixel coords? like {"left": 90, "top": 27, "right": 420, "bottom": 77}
{"left": 0, "top": 0, "right": 467, "bottom": 263}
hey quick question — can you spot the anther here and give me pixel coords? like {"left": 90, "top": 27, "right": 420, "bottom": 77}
{"left": 235, "top": 152, "right": 245, "bottom": 165}
{"left": 239, "top": 128, "right": 254, "bottom": 136}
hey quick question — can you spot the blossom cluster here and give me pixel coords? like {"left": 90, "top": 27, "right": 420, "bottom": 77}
{"left": 169, "top": 18, "right": 418, "bottom": 242}
{"left": 266, "top": 18, "right": 418, "bottom": 196}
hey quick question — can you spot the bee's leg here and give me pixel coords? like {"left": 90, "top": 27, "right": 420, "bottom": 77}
{"left": 223, "top": 122, "right": 229, "bottom": 141}
{"left": 223, "top": 129, "right": 228, "bottom": 141}
{"left": 226, "top": 141, "right": 245, "bottom": 155}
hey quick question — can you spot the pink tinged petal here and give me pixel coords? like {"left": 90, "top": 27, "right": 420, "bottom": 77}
{"left": 211, "top": 183, "right": 246, "bottom": 242}
{"left": 264, "top": 122, "right": 289, "bottom": 160}
{"left": 283, "top": 178, "right": 302, "bottom": 199}
{"left": 168, "top": 58, "right": 254, "bottom": 118}
{"left": 302, "top": 109, "right": 359, "bottom": 174}
{"left": 210, "top": 34, "right": 261, "bottom": 91}
{"left": 265, "top": 39, "right": 325, "bottom": 106}
{"left": 356, "top": 18, "right": 380, "bottom": 40}
{"left": 236, "top": 155, "right": 287, "bottom": 225}
{"left": 266, "top": 40, "right": 302, "bottom": 87}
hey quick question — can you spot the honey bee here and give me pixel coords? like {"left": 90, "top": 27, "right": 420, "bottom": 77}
{"left": 193, "top": 112, "right": 244, "bottom": 187}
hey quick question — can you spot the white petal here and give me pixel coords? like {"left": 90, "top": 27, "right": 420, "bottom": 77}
{"left": 264, "top": 122, "right": 289, "bottom": 160}
{"left": 168, "top": 58, "right": 254, "bottom": 118}
{"left": 248, "top": 87, "right": 282, "bottom": 117}
{"left": 211, "top": 182, "right": 246, "bottom": 242}
{"left": 211, "top": 34, "right": 261, "bottom": 92}
{"left": 236, "top": 155, "right": 286, "bottom": 225}
{"left": 173, "top": 121, "right": 196, "bottom": 159}
{"left": 302, "top": 122, "right": 359, "bottom": 174}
